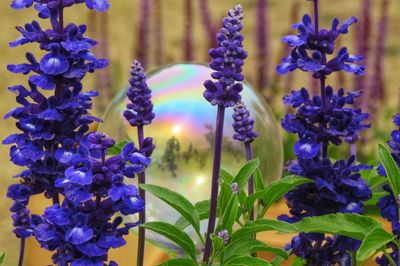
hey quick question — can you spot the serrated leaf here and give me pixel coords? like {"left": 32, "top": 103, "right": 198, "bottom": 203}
{"left": 141, "top": 222, "right": 196, "bottom": 260}
{"left": 223, "top": 238, "right": 288, "bottom": 261}
{"left": 157, "top": 258, "right": 197, "bottom": 266}
{"left": 258, "top": 175, "right": 312, "bottom": 216}
{"left": 141, "top": 184, "right": 200, "bottom": 233}
{"left": 356, "top": 227, "right": 394, "bottom": 262}
{"left": 378, "top": 144, "right": 400, "bottom": 197}
{"left": 294, "top": 213, "right": 381, "bottom": 240}
{"left": 108, "top": 140, "right": 129, "bottom": 155}
{"left": 175, "top": 200, "right": 211, "bottom": 230}
{"left": 219, "top": 195, "right": 239, "bottom": 233}
{"left": 231, "top": 219, "right": 297, "bottom": 242}
{"left": 221, "top": 169, "right": 234, "bottom": 183}
{"left": 224, "top": 256, "right": 272, "bottom": 266}
{"left": 231, "top": 159, "right": 260, "bottom": 189}
{"left": 253, "top": 168, "right": 265, "bottom": 192}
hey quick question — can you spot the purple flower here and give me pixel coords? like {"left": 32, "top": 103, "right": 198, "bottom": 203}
{"left": 203, "top": 5, "right": 248, "bottom": 108}
{"left": 232, "top": 102, "right": 258, "bottom": 143}
{"left": 282, "top": 14, "right": 357, "bottom": 54}
{"left": 123, "top": 60, "right": 155, "bottom": 127}
{"left": 277, "top": 4, "right": 371, "bottom": 264}
{"left": 277, "top": 13, "right": 364, "bottom": 79}
{"left": 11, "top": 0, "right": 33, "bottom": 9}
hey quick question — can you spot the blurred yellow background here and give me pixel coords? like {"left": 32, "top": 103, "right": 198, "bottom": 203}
{"left": 1, "top": 0, "right": 400, "bottom": 265}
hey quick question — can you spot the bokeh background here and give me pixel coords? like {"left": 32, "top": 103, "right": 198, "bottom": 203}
{"left": 0, "top": 0, "right": 399, "bottom": 265}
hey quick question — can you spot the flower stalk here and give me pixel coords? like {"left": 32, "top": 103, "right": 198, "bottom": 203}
{"left": 123, "top": 60, "right": 155, "bottom": 266}
{"left": 203, "top": 104, "right": 225, "bottom": 262}
{"left": 202, "top": 5, "right": 247, "bottom": 263}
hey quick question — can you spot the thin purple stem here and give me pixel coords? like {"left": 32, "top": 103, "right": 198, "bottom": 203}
{"left": 18, "top": 238, "right": 25, "bottom": 266}
{"left": 245, "top": 142, "right": 254, "bottom": 220}
{"left": 203, "top": 105, "right": 226, "bottom": 264}
{"left": 350, "top": 143, "right": 357, "bottom": 160}
{"left": 313, "top": 0, "right": 319, "bottom": 33}
{"left": 51, "top": 0, "right": 65, "bottom": 205}
{"left": 320, "top": 77, "right": 328, "bottom": 158}
{"left": 137, "top": 125, "right": 146, "bottom": 266}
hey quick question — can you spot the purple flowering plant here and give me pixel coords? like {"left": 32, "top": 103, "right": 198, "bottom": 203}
{"left": 4, "top": 1, "right": 400, "bottom": 266}
{"left": 4, "top": 0, "right": 153, "bottom": 265}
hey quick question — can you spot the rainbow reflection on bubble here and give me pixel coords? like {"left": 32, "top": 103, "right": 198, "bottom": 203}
{"left": 100, "top": 63, "right": 283, "bottom": 254}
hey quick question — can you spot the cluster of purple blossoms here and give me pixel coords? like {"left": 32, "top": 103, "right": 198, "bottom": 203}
{"left": 232, "top": 102, "right": 258, "bottom": 143}
{"left": 376, "top": 113, "right": 400, "bottom": 265}
{"left": 4, "top": 1, "right": 150, "bottom": 265}
{"left": 33, "top": 133, "right": 148, "bottom": 265}
{"left": 203, "top": 5, "right": 248, "bottom": 108}
{"left": 5, "top": 0, "right": 109, "bottom": 241}
{"left": 123, "top": 60, "right": 155, "bottom": 127}
{"left": 277, "top": 7, "right": 371, "bottom": 264}
{"left": 277, "top": 14, "right": 365, "bottom": 79}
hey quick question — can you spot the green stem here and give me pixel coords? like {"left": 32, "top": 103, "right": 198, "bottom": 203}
{"left": 382, "top": 247, "right": 396, "bottom": 266}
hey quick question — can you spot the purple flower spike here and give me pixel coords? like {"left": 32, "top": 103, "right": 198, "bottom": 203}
{"left": 123, "top": 60, "right": 155, "bottom": 127}
{"left": 232, "top": 102, "right": 258, "bottom": 143}
{"left": 277, "top": 1, "right": 372, "bottom": 264}
{"left": 203, "top": 5, "right": 248, "bottom": 108}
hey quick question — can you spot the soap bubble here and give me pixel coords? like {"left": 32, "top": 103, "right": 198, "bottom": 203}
{"left": 100, "top": 63, "right": 283, "bottom": 254}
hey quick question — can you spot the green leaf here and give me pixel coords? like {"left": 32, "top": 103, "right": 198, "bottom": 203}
{"left": 362, "top": 170, "right": 386, "bottom": 189}
{"left": 223, "top": 238, "right": 288, "bottom": 261}
{"left": 141, "top": 184, "right": 200, "bottom": 233}
{"left": 271, "top": 250, "right": 291, "bottom": 266}
{"left": 141, "top": 222, "right": 196, "bottom": 260}
{"left": 231, "top": 159, "right": 260, "bottom": 189}
{"left": 253, "top": 168, "right": 265, "bottom": 192}
{"left": 157, "top": 258, "right": 197, "bottom": 266}
{"left": 219, "top": 182, "right": 234, "bottom": 217}
{"left": 0, "top": 253, "right": 5, "bottom": 266}
{"left": 378, "top": 144, "right": 400, "bottom": 197}
{"left": 231, "top": 219, "right": 297, "bottom": 242}
{"left": 294, "top": 213, "right": 381, "bottom": 240}
{"left": 108, "top": 140, "right": 129, "bottom": 155}
{"left": 175, "top": 200, "right": 211, "bottom": 230}
{"left": 356, "top": 227, "right": 394, "bottom": 262}
{"left": 210, "top": 233, "right": 225, "bottom": 262}
{"left": 259, "top": 175, "right": 312, "bottom": 216}
{"left": 220, "top": 195, "right": 239, "bottom": 233}
{"left": 221, "top": 169, "right": 234, "bottom": 183}
{"left": 224, "top": 256, "right": 272, "bottom": 266}
{"left": 365, "top": 191, "right": 389, "bottom": 206}
{"left": 291, "top": 256, "right": 306, "bottom": 266}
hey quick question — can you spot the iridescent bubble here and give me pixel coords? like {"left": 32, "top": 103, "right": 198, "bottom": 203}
{"left": 100, "top": 63, "right": 283, "bottom": 254}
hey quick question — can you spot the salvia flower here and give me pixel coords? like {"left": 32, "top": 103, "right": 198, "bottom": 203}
{"left": 277, "top": 14, "right": 365, "bottom": 79}
{"left": 277, "top": 5, "right": 371, "bottom": 264}
{"left": 376, "top": 114, "right": 400, "bottom": 265}
{"left": 203, "top": 5, "right": 248, "bottom": 108}
{"left": 232, "top": 101, "right": 258, "bottom": 143}
{"left": 123, "top": 60, "right": 155, "bottom": 127}
{"left": 35, "top": 132, "right": 147, "bottom": 265}
{"left": 2, "top": 1, "right": 149, "bottom": 265}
